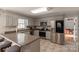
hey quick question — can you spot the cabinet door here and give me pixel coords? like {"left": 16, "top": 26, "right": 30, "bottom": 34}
{"left": 34, "top": 30, "right": 39, "bottom": 36}
{"left": 12, "top": 17, "right": 18, "bottom": 26}
{"left": 0, "top": 15, "right": 6, "bottom": 26}
{"left": 46, "top": 31, "right": 51, "bottom": 39}
{"left": 6, "top": 15, "right": 12, "bottom": 26}
{"left": 6, "top": 15, "right": 18, "bottom": 26}
{"left": 50, "top": 20, "right": 55, "bottom": 28}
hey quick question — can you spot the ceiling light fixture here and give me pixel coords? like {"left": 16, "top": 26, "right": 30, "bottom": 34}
{"left": 31, "top": 7, "right": 48, "bottom": 14}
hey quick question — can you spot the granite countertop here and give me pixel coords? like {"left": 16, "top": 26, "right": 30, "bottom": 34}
{"left": 5, "top": 28, "right": 51, "bottom": 33}
{"left": 1, "top": 31, "right": 39, "bottom": 46}
{"left": 0, "top": 26, "right": 51, "bottom": 34}
{"left": 34, "top": 29, "right": 51, "bottom": 31}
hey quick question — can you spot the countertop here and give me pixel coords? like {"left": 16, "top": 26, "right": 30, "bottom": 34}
{"left": 1, "top": 31, "right": 39, "bottom": 47}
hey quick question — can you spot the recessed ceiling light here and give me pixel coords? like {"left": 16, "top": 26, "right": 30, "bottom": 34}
{"left": 31, "top": 7, "right": 48, "bottom": 14}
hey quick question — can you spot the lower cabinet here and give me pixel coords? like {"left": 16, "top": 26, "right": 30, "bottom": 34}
{"left": 46, "top": 31, "right": 51, "bottom": 40}
{"left": 34, "top": 30, "right": 39, "bottom": 37}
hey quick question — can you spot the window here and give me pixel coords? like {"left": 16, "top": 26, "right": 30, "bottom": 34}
{"left": 18, "top": 19, "right": 28, "bottom": 28}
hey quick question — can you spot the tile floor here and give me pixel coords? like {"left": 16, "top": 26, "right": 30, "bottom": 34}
{"left": 21, "top": 39, "right": 78, "bottom": 52}
{"left": 21, "top": 39, "right": 40, "bottom": 52}
{"left": 40, "top": 39, "right": 78, "bottom": 52}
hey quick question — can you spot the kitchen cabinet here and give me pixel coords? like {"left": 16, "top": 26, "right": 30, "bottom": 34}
{"left": 0, "top": 12, "right": 18, "bottom": 27}
{"left": 5, "top": 15, "right": 18, "bottom": 26}
{"left": 50, "top": 29, "right": 56, "bottom": 43}
{"left": 0, "top": 14, "right": 6, "bottom": 26}
{"left": 34, "top": 30, "right": 39, "bottom": 37}
{"left": 50, "top": 20, "right": 55, "bottom": 28}
{"left": 46, "top": 31, "right": 51, "bottom": 40}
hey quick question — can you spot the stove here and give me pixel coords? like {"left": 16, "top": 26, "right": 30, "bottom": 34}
{"left": 39, "top": 31, "right": 46, "bottom": 37}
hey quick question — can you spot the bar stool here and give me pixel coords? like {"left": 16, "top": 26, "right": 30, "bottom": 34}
{"left": 0, "top": 37, "right": 4, "bottom": 42}
{"left": 5, "top": 45, "right": 21, "bottom": 52}
{"left": 0, "top": 40, "right": 12, "bottom": 52}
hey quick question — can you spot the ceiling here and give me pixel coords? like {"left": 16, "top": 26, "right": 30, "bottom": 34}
{"left": 0, "top": 7, "right": 79, "bottom": 18}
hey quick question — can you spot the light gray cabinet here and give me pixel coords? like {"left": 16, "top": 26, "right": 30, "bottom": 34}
{"left": 34, "top": 30, "right": 39, "bottom": 37}
{"left": 0, "top": 14, "right": 6, "bottom": 26}
{"left": 5, "top": 15, "right": 18, "bottom": 26}
{"left": 46, "top": 31, "right": 51, "bottom": 39}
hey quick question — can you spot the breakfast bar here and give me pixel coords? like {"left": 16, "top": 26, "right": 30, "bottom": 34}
{"left": 0, "top": 31, "right": 39, "bottom": 47}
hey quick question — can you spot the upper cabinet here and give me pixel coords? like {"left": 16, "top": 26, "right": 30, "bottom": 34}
{"left": 0, "top": 10, "right": 34, "bottom": 27}
{"left": 0, "top": 14, "right": 6, "bottom": 26}
{"left": 0, "top": 10, "right": 19, "bottom": 27}
{"left": 0, "top": 12, "right": 19, "bottom": 27}
{"left": 50, "top": 20, "right": 55, "bottom": 28}
{"left": 5, "top": 14, "right": 18, "bottom": 26}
